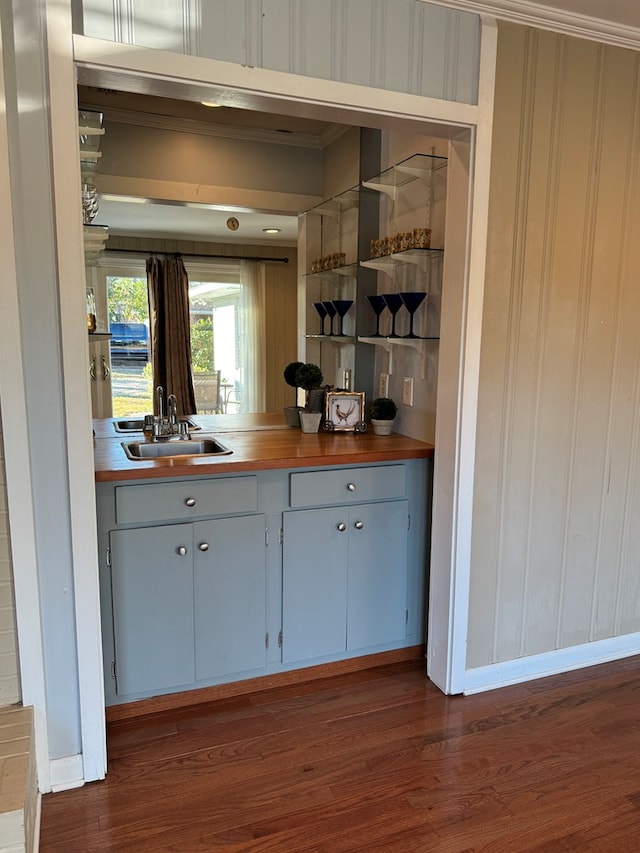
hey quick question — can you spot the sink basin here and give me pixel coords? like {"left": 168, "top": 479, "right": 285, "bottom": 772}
{"left": 114, "top": 418, "right": 199, "bottom": 433}
{"left": 122, "top": 439, "right": 232, "bottom": 460}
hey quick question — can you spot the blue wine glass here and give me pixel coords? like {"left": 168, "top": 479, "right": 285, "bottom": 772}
{"left": 312, "top": 301, "right": 328, "bottom": 335}
{"left": 331, "top": 299, "right": 353, "bottom": 336}
{"left": 366, "top": 294, "right": 387, "bottom": 337}
{"left": 382, "top": 293, "right": 403, "bottom": 338}
{"left": 322, "top": 300, "right": 337, "bottom": 336}
{"left": 399, "top": 291, "right": 427, "bottom": 338}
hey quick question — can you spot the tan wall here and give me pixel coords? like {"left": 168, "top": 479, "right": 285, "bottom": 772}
{"left": 469, "top": 23, "right": 640, "bottom": 668}
{"left": 0, "top": 409, "right": 20, "bottom": 704}
{"left": 106, "top": 236, "right": 298, "bottom": 413}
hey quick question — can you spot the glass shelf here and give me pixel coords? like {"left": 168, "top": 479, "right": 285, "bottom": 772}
{"left": 88, "top": 332, "right": 112, "bottom": 339}
{"left": 358, "top": 335, "right": 438, "bottom": 379}
{"left": 306, "top": 335, "right": 356, "bottom": 344}
{"left": 360, "top": 248, "right": 443, "bottom": 276}
{"left": 362, "top": 153, "right": 448, "bottom": 198}
{"left": 304, "top": 262, "right": 358, "bottom": 281}
{"left": 306, "top": 186, "right": 359, "bottom": 220}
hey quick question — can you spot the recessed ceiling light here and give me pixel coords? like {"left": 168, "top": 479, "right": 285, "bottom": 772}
{"left": 263, "top": 228, "right": 281, "bottom": 234}
{"left": 200, "top": 100, "right": 221, "bottom": 108}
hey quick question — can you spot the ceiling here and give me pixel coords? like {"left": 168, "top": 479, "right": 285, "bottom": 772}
{"left": 79, "top": 87, "right": 340, "bottom": 247}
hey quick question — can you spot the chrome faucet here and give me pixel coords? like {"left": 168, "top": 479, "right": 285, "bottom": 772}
{"left": 156, "top": 385, "right": 164, "bottom": 424}
{"left": 152, "top": 387, "right": 187, "bottom": 440}
{"left": 167, "top": 394, "right": 178, "bottom": 427}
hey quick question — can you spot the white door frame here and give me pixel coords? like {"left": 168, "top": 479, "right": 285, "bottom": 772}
{"left": 29, "top": 20, "right": 497, "bottom": 780}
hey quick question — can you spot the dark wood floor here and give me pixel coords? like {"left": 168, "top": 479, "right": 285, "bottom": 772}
{"left": 40, "top": 656, "right": 640, "bottom": 852}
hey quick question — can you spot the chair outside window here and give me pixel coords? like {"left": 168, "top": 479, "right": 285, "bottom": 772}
{"left": 193, "top": 370, "right": 222, "bottom": 414}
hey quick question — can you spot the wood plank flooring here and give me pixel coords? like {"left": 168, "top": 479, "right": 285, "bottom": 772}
{"left": 40, "top": 657, "right": 640, "bottom": 851}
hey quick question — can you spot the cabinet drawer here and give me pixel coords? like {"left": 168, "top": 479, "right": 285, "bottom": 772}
{"left": 290, "top": 465, "right": 405, "bottom": 508}
{"left": 115, "top": 476, "right": 258, "bottom": 524}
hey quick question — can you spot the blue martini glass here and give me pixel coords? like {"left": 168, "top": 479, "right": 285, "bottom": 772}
{"left": 365, "top": 294, "right": 387, "bottom": 337}
{"left": 399, "top": 291, "right": 427, "bottom": 338}
{"left": 382, "top": 293, "right": 404, "bottom": 338}
{"left": 322, "top": 300, "right": 337, "bottom": 336}
{"left": 312, "top": 301, "right": 328, "bottom": 335}
{"left": 331, "top": 299, "right": 353, "bottom": 336}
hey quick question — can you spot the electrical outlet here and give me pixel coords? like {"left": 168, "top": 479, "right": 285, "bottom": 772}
{"left": 402, "top": 376, "right": 414, "bottom": 406}
{"left": 379, "top": 373, "right": 389, "bottom": 398}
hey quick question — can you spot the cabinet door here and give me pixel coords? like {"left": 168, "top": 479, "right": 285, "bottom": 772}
{"left": 88, "top": 338, "right": 113, "bottom": 419}
{"left": 110, "top": 525, "right": 195, "bottom": 696}
{"left": 347, "top": 500, "right": 408, "bottom": 651}
{"left": 282, "top": 507, "right": 349, "bottom": 663}
{"left": 194, "top": 514, "right": 267, "bottom": 680}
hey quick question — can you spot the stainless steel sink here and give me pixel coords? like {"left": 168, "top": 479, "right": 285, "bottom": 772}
{"left": 113, "top": 418, "right": 199, "bottom": 433}
{"left": 122, "top": 438, "right": 232, "bottom": 460}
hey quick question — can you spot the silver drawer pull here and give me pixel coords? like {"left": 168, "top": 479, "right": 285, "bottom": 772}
{"left": 354, "top": 521, "right": 364, "bottom": 530}
{"left": 177, "top": 546, "right": 188, "bottom": 556}
{"left": 185, "top": 497, "right": 196, "bottom": 507}
{"left": 337, "top": 522, "right": 347, "bottom": 532}
{"left": 347, "top": 482, "right": 357, "bottom": 492}
{"left": 198, "top": 542, "right": 209, "bottom": 552}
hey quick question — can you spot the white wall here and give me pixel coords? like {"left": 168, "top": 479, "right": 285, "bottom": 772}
{"left": 469, "top": 23, "right": 640, "bottom": 671}
{"left": 80, "top": 0, "right": 482, "bottom": 105}
{"left": 0, "top": 413, "right": 19, "bottom": 706}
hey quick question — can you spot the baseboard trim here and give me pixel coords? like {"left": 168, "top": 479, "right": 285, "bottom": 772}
{"left": 464, "top": 632, "right": 640, "bottom": 694}
{"left": 106, "top": 645, "right": 425, "bottom": 722}
{"left": 48, "top": 755, "right": 84, "bottom": 793}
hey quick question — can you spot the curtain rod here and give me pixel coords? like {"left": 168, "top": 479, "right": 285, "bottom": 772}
{"left": 108, "top": 249, "right": 289, "bottom": 264}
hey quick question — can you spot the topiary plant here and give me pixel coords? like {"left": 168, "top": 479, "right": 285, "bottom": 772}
{"left": 295, "top": 362, "right": 324, "bottom": 411}
{"left": 283, "top": 361, "right": 304, "bottom": 405}
{"left": 370, "top": 397, "right": 397, "bottom": 421}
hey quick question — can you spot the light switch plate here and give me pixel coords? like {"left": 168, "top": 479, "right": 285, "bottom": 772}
{"left": 402, "top": 376, "right": 414, "bottom": 406}
{"left": 379, "top": 373, "right": 389, "bottom": 398}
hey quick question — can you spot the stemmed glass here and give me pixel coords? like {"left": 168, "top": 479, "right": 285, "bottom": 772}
{"left": 322, "top": 300, "right": 337, "bottom": 336}
{"left": 331, "top": 299, "right": 353, "bottom": 336}
{"left": 382, "top": 293, "right": 404, "bottom": 338}
{"left": 312, "top": 301, "right": 328, "bottom": 335}
{"left": 365, "top": 294, "right": 387, "bottom": 337}
{"left": 399, "top": 291, "right": 427, "bottom": 339}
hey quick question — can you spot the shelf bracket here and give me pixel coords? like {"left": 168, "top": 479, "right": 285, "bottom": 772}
{"left": 361, "top": 179, "right": 398, "bottom": 201}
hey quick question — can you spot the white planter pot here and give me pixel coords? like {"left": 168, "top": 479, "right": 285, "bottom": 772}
{"left": 371, "top": 418, "right": 394, "bottom": 436}
{"left": 299, "top": 412, "right": 323, "bottom": 433}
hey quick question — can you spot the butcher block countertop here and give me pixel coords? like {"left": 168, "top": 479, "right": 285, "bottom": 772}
{"left": 93, "top": 413, "right": 434, "bottom": 483}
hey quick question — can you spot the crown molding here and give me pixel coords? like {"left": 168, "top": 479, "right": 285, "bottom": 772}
{"left": 78, "top": 104, "right": 334, "bottom": 149}
{"left": 426, "top": 0, "right": 640, "bottom": 50}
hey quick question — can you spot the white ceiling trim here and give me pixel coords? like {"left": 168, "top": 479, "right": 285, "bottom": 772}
{"left": 426, "top": 0, "right": 640, "bottom": 50}
{"left": 81, "top": 105, "right": 333, "bottom": 149}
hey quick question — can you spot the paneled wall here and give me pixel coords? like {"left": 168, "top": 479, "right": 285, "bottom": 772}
{"left": 469, "top": 23, "right": 640, "bottom": 668}
{"left": 79, "top": 0, "right": 481, "bottom": 105}
{"left": 0, "top": 410, "right": 20, "bottom": 705}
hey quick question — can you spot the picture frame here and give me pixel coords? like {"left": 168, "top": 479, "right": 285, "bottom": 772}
{"left": 323, "top": 391, "right": 366, "bottom": 432}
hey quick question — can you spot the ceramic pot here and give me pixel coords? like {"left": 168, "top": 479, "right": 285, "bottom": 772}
{"left": 283, "top": 405, "right": 303, "bottom": 427}
{"left": 371, "top": 418, "right": 394, "bottom": 436}
{"left": 299, "top": 412, "right": 323, "bottom": 433}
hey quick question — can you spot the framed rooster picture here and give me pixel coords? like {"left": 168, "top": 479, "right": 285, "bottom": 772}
{"left": 324, "top": 391, "right": 366, "bottom": 432}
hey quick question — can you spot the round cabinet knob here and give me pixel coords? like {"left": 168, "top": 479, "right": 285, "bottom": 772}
{"left": 347, "top": 482, "right": 357, "bottom": 492}
{"left": 185, "top": 497, "right": 196, "bottom": 507}
{"left": 337, "top": 522, "right": 347, "bottom": 532}
{"left": 198, "top": 542, "right": 209, "bottom": 552}
{"left": 177, "top": 546, "right": 188, "bottom": 556}
{"left": 354, "top": 521, "right": 364, "bottom": 530}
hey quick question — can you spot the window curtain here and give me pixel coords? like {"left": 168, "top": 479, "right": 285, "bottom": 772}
{"left": 146, "top": 254, "right": 197, "bottom": 415}
{"left": 240, "top": 260, "right": 266, "bottom": 413}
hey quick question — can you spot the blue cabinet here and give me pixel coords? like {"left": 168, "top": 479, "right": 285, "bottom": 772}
{"left": 282, "top": 470, "right": 409, "bottom": 664}
{"left": 97, "top": 458, "right": 429, "bottom": 707}
{"left": 108, "top": 513, "right": 266, "bottom": 699}
{"left": 110, "top": 524, "right": 195, "bottom": 695}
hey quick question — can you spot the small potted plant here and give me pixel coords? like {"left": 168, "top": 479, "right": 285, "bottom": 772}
{"left": 295, "top": 362, "right": 324, "bottom": 432}
{"left": 283, "top": 361, "right": 304, "bottom": 426}
{"left": 370, "top": 396, "right": 397, "bottom": 435}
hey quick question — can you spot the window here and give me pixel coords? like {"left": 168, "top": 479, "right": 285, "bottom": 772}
{"left": 97, "top": 255, "right": 252, "bottom": 418}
